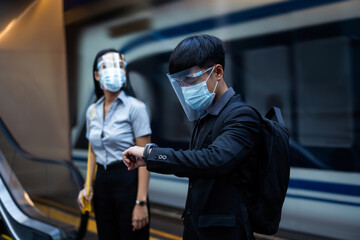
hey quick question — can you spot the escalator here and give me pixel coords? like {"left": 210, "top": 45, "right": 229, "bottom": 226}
{"left": 0, "top": 118, "right": 90, "bottom": 240}
{"left": 0, "top": 1, "right": 94, "bottom": 239}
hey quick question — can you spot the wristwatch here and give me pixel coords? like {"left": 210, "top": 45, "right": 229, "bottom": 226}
{"left": 135, "top": 200, "right": 147, "bottom": 206}
{"left": 143, "top": 143, "right": 158, "bottom": 161}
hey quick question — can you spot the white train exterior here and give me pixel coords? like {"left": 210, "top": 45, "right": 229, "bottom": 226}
{"left": 70, "top": 1, "right": 360, "bottom": 239}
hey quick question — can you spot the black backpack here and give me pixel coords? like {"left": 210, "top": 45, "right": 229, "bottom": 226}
{"left": 212, "top": 100, "right": 290, "bottom": 235}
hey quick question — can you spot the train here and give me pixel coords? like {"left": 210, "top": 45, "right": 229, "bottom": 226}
{"left": 68, "top": 0, "right": 360, "bottom": 239}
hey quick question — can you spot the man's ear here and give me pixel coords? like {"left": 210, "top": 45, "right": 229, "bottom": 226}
{"left": 94, "top": 71, "right": 100, "bottom": 81}
{"left": 214, "top": 64, "right": 223, "bottom": 79}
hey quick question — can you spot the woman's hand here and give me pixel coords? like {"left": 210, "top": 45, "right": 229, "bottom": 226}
{"left": 132, "top": 204, "right": 149, "bottom": 231}
{"left": 77, "top": 186, "right": 93, "bottom": 209}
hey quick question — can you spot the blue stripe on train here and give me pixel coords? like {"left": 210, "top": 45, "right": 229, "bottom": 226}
{"left": 286, "top": 194, "right": 360, "bottom": 207}
{"left": 289, "top": 179, "right": 360, "bottom": 197}
{"left": 119, "top": 0, "right": 346, "bottom": 53}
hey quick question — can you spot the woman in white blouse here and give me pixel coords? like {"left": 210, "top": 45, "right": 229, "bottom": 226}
{"left": 77, "top": 49, "right": 151, "bottom": 240}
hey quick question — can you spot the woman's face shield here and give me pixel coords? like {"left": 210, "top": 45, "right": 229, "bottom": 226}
{"left": 97, "top": 52, "right": 127, "bottom": 91}
{"left": 97, "top": 52, "right": 126, "bottom": 72}
{"left": 167, "top": 66, "right": 214, "bottom": 121}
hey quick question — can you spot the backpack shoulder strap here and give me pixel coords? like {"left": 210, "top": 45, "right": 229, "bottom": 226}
{"left": 265, "top": 107, "right": 285, "bottom": 126}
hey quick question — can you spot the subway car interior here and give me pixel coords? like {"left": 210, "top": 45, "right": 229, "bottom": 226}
{"left": 0, "top": 0, "right": 359, "bottom": 239}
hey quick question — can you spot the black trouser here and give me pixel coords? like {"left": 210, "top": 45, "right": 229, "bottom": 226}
{"left": 93, "top": 162, "right": 150, "bottom": 240}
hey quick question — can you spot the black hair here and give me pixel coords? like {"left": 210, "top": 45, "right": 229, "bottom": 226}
{"left": 92, "top": 48, "right": 135, "bottom": 99}
{"left": 168, "top": 34, "right": 225, "bottom": 74}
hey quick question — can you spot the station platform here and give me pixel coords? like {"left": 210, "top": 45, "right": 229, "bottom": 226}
{"left": 79, "top": 203, "right": 183, "bottom": 240}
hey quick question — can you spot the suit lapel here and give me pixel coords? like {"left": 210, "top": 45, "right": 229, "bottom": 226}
{"left": 195, "top": 116, "right": 216, "bottom": 150}
{"left": 190, "top": 119, "right": 200, "bottom": 150}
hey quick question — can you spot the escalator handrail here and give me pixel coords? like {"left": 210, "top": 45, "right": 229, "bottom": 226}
{"left": 0, "top": 117, "right": 87, "bottom": 239}
{"left": 0, "top": 117, "right": 84, "bottom": 188}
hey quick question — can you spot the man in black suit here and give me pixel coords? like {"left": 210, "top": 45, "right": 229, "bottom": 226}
{"left": 123, "top": 34, "right": 260, "bottom": 240}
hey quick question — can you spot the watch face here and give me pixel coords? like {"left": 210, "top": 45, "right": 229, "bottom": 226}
{"left": 137, "top": 200, "right": 146, "bottom": 206}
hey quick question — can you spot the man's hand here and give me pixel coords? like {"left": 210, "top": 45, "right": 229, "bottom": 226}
{"left": 123, "top": 146, "right": 146, "bottom": 170}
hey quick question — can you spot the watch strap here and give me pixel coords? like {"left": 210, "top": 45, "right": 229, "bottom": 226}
{"left": 135, "top": 200, "right": 147, "bottom": 206}
{"left": 143, "top": 143, "right": 158, "bottom": 161}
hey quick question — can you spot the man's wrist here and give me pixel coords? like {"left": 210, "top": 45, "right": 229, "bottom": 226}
{"left": 142, "top": 143, "right": 158, "bottom": 161}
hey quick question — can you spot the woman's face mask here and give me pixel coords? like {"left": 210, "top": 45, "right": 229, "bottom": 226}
{"left": 181, "top": 66, "right": 218, "bottom": 110}
{"left": 99, "top": 68, "right": 126, "bottom": 92}
{"left": 97, "top": 53, "right": 126, "bottom": 92}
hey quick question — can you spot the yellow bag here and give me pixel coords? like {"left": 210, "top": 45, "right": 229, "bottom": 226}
{"left": 81, "top": 142, "right": 96, "bottom": 214}
{"left": 81, "top": 197, "right": 92, "bottom": 214}
{"left": 81, "top": 106, "right": 97, "bottom": 214}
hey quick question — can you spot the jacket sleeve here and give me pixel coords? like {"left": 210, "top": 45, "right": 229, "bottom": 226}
{"left": 145, "top": 106, "right": 260, "bottom": 178}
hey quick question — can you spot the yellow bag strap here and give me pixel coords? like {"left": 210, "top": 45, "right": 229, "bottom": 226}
{"left": 85, "top": 106, "right": 96, "bottom": 197}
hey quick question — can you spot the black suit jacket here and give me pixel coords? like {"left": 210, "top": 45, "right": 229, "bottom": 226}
{"left": 146, "top": 94, "right": 260, "bottom": 240}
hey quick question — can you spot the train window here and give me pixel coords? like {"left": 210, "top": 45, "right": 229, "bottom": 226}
{"left": 129, "top": 71, "right": 155, "bottom": 119}
{"left": 242, "top": 45, "right": 292, "bottom": 129}
{"left": 224, "top": 54, "right": 234, "bottom": 88}
{"left": 294, "top": 37, "right": 354, "bottom": 148}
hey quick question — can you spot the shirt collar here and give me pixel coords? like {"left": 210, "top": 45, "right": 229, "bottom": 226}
{"left": 95, "top": 90, "right": 128, "bottom": 106}
{"left": 207, "top": 87, "right": 235, "bottom": 116}
{"left": 117, "top": 90, "right": 128, "bottom": 105}
{"left": 95, "top": 95, "right": 104, "bottom": 106}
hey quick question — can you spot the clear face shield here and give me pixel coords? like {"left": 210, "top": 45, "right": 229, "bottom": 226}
{"left": 97, "top": 52, "right": 127, "bottom": 92}
{"left": 167, "top": 66, "right": 216, "bottom": 121}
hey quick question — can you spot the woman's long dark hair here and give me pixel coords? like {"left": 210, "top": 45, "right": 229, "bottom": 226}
{"left": 92, "top": 48, "right": 135, "bottom": 99}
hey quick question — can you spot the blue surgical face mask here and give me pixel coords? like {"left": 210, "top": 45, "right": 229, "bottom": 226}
{"left": 99, "top": 68, "right": 126, "bottom": 92}
{"left": 181, "top": 67, "right": 218, "bottom": 110}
